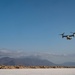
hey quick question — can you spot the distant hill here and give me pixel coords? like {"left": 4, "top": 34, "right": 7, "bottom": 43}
{"left": 0, "top": 57, "right": 75, "bottom": 67}
{"left": 61, "top": 62, "right": 75, "bottom": 67}
{"left": 0, "top": 57, "right": 55, "bottom": 66}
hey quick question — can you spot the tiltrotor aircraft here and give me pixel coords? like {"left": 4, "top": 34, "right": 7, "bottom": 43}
{"left": 60, "top": 32, "right": 75, "bottom": 40}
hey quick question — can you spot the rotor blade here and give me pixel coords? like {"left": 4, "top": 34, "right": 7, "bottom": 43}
{"left": 70, "top": 32, "right": 75, "bottom": 33}
{"left": 70, "top": 32, "right": 73, "bottom": 33}
{"left": 59, "top": 33, "right": 65, "bottom": 35}
{"left": 70, "top": 32, "right": 75, "bottom": 34}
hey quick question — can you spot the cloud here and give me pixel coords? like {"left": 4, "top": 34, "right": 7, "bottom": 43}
{"left": 0, "top": 48, "right": 26, "bottom": 58}
{"left": 0, "top": 48, "right": 74, "bottom": 58}
{"left": 0, "top": 48, "right": 39, "bottom": 58}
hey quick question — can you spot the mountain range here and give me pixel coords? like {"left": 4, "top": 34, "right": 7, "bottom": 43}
{"left": 0, "top": 57, "right": 55, "bottom": 66}
{"left": 0, "top": 57, "right": 75, "bottom": 67}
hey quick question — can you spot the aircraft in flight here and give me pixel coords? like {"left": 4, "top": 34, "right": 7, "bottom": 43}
{"left": 60, "top": 32, "right": 75, "bottom": 40}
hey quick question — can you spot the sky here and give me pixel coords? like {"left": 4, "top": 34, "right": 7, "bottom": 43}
{"left": 0, "top": 0, "right": 75, "bottom": 63}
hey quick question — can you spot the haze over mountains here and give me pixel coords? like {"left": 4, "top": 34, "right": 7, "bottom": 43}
{"left": 0, "top": 57, "right": 55, "bottom": 66}
{"left": 0, "top": 49, "right": 75, "bottom": 66}
{"left": 0, "top": 57, "right": 75, "bottom": 67}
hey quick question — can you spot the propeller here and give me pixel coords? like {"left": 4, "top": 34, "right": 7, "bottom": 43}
{"left": 59, "top": 33, "right": 65, "bottom": 38}
{"left": 71, "top": 32, "right": 75, "bottom": 33}
{"left": 70, "top": 32, "right": 75, "bottom": 34}
{"left": 70, "top": 32, "right": 75, "bottom": 37}
{"left": 59, "top": 33, "right": 65, "bottom": 35}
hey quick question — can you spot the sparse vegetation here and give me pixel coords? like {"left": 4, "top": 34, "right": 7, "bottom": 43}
{"left": 0, "top": 65, "right": 75, "bottom": 69}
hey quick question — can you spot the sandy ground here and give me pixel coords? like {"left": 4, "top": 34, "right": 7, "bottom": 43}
{"left": 0, "top": 68, "right": 75, "bottom": 75}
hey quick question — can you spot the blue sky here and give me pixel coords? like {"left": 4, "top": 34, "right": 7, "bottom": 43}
{"left": 0, "top": 0, "right": 75, "bottom": 56}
